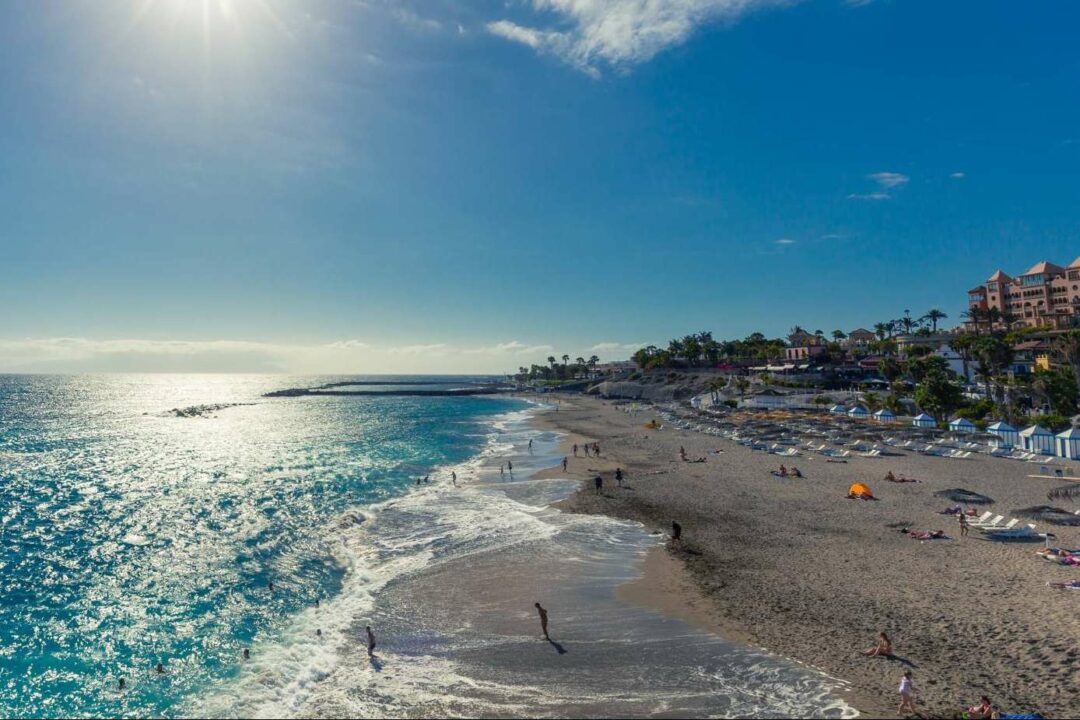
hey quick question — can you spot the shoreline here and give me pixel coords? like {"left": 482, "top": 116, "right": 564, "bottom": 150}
{"left": 530, "top": 393, "right": 1079, "bottom": 719}
{"left": 294, "top": 398, "right": 858, "bottom": 718}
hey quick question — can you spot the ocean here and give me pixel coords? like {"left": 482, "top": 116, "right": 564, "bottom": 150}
{"left": 0, "top": 375, "right": 856, "bottom": 718}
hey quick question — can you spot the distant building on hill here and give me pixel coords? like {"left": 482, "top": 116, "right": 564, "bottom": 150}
{"left": 845, "top": 328, "right": 877, "bottom": 347}
{"left": 966, "top": 258, "right": 1080, "bottom": 330}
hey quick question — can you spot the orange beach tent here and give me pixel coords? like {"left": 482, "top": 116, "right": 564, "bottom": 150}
{"left": 848, "top": 483, "right": 874, "bottom": 499}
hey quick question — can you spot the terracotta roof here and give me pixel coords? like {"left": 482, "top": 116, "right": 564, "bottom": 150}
{"left": 986, "top": 270, "right": 1011, "bottom": 282}
{"left": 1013, "top": 340, "right": 1045, "bottom": 351}
{"left": 1021, "top": 260, "right": 1066, "bottom": 276}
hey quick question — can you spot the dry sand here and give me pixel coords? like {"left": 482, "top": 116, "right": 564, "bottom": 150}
{"left": 533, "top": 394, "right": 1080, "bottom": 718}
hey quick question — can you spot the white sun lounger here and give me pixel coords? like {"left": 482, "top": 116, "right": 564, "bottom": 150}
{"left": 987, "top": 523, "right": 1038, "bottom": 540}
{"left": 970, "top": 514, "right": 1005, "bottom": 529}
{"left": 968, "top": 511, "right": 993, "bottom": 525}
{"left": 981, "top": 518, "right": 1019, "bottom": 534}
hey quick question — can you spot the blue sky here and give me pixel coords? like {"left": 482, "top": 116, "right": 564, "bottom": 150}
{"left": 2, "top": 0, "right": 1079, "bottom": 373}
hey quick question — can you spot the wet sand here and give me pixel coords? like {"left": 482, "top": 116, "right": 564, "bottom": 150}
{"left": 537, "top": 394, "right": 1080, "bottom": 718}
{"left": 299, "top": 406, "right": 858, "bottom": 718}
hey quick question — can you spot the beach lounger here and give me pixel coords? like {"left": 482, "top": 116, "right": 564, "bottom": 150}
{"left": 987, "top": 523, "right": 1039, "bottom": 540}
{"left": 970, "top": 514, "right": 1005, "bottom": 529}
{"left": 969, "top": 511, "right": 994, "bottom": 526}
{"left": 981, "top": 518, "right": 1019, "bottom": 534}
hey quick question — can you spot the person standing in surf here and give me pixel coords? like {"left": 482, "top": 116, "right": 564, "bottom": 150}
{"left": 366, "top": 626, "right": 376, "bottom": 657}
{"left": 534, "top": 602, "right": 550, "bottom": 641}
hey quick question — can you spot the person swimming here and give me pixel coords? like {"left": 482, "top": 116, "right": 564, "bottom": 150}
{"left": 155, "top": 662, "right": 165, "bottom": 675}
{"left": 243, "top": 648, "right": 250, "bottom": 660}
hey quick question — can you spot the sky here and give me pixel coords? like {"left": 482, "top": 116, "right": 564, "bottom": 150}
{"left": 2, "top": 0, "right": 1079, "bottom": 373}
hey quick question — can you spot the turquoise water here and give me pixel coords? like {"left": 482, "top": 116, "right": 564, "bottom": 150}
{"left": 0, "top": 374, "right": 524, "bottom": 718}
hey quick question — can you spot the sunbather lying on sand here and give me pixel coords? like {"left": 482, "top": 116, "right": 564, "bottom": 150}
{"left": 1046, "top": 580, "right": 1080, "bottom": 589}
{"left": 885, "top": 471, "right": 919, "bottom": 483}
{"left": 790, "top": 467, "right": 803, "bottom": 478}
{"left": 903, "top": 529, "right": 947, "bottom": 540}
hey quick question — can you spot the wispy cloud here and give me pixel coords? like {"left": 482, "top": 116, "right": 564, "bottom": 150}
{"left": 486, "top": 0, "right": 791, "bottom": 75}
{"left": 0, "top": 337, "right": 611, "bottom": 373}
{"left": 950, "top": 171, "right": 966, "bottom": 179}
{"left": 774, "top": 238, "right": 796, "bottom": 245}
{"left": 589, "top": 342, "right": 644, "bottom": 354}
{"left": 847, "top": 192, "right": 891, "bottom": 201}
{"left": 868, "top": 171, "right": 909, "bottom": 188}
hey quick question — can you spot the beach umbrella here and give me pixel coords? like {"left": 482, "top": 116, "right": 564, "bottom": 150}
{"left": 933, "top": 488, "right": 995, "bottom": 505}
{"left": 1014, "top": 506, "right": 1080, "bottom": 527}
{"left": 1047, "top": 484, "right": 1080, "bottom": 501}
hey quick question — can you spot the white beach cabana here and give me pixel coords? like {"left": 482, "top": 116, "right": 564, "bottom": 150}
{"left": 1020, "top": 424, "right": 1055, "bottom": 454}
{"left": 829, "top": 405, "right": 847, "bottom": 414}
{"left": 873, "top": 409, "right": 897, "bottom": 423}
{"left": 948, "top": 417, "right": 976, "bottom": 434}
{"left": 1055, "top": 427, "right": 1080, "bottom": 460}
{"left": 912, "top": 413, "right": 936, "bottom": 428}
{"left": 986, "top": 421, "right": 1019, "bottom": 449}
{"left": 847, "top": 406, "right": 869, "bottom": 418}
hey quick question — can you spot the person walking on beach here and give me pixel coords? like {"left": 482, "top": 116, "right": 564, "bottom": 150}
{"left": 615, "top": 468, "right": 623, "bottom": 488}
{"left": 500, "top": 464, "right": 505, "bottom": 478}
{"left": 534, "top": 602, "right": 550, "bottom": 641}
{"left": 507, "top": 460, "right": 513, "bottom": 477}
{"left": 572, "top": 443, "right": 578, "bottom": 457}
{"left": 898, "top": 670, "right": 917, "bottom": 715}
{"left": 958, "top": 512, "right": 969, "bottom": 537}
{"left": 528, "top": 439, "right": 533, "bottom": 452}
{"left": 594, "top": 475, "right": 603, "bottom": 494}
{"left": 562, "top": 456, "right": 568, "bottom": 472}
{"left": 593, "top": 443, "right": 600, "bottom": 456}
{"left": 584, "top": 443, "right": 590, "bottom": 457}
{"left": 671, "top": 520, "right": 682, "bottom": 545}
{"left": 451, "top": 471, "right": 457, "bottom": 487}
{"left": 366, "top": 626, "right": 376, "bottom": 657}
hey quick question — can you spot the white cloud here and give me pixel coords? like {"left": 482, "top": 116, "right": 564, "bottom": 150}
{"left": 464, "top": 341, "right": 555, "bottom": 355}
{"left": 774, "top": 238, "right": 796, "bottom": 245}
{"left": 847, "top": 192, "right": 891, "bottom": 201}
{"left": 950, "top": 171, "right": 966, "bottom": 179}
{"left": 589, "top": 342, "right": 643, "bottom": 354}
{"left": 486, "top": 0, "right": 791, "bottom": 74}
{"left": 868, "top": 171, "right": 909, "bottom": 188}
{"left": 487, "top": 19, "right": 548, "bottom": 49}
{"left": 0, "top": 337, "right": 646, "bottom": 373}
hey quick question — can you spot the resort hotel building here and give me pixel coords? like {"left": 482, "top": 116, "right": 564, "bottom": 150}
{"left": 967, "top": 258, "right": 1080, "bottom": 330}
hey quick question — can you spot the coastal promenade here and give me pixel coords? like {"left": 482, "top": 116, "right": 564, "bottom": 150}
{"left": 534, "top": 394, "right": 1078, "bottom": 718}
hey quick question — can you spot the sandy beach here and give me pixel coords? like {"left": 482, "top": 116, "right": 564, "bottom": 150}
{"left": 534, "top": 394, "right": 1080, "bottom": 718}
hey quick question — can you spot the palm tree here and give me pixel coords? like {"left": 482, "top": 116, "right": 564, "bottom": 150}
{"left": 587, "top": 355, "right": 599, "bottom": 367}
{"left": 575, "top": 356, "right": 585, "bottom": 367}
{"left": 873, "top": 322, "right": 889, "bottom": 341}
{"left": 922, "top": 308, "right": 948, "bottom": 333}
{"left": 961, "top": 308, "right": 985, "bottom": 336}
{"left": 1053, "top": 330, "right": 1080, "bottom": 392}
{"left": 832, "top": 330, "right": 847, "bottom": 341}
{"left": 898, "top": 309, "right": 916, "bottom": 336}
{"left": 547, "top": 355, "right": 557, "bottom": 369}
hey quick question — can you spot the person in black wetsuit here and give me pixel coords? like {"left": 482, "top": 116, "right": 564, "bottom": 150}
{"left": 594, "top": 476, "right": 603, "bottom": 495}
{"left": 671, "top": 520, "right": 682, "bottom": 545}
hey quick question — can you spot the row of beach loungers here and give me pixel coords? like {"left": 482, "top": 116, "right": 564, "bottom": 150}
{"left": 964, "top": 511, "right": 1049, "bottom": 540}
{"left": 655, "top": 402, "right": 1075, "bottom": 468}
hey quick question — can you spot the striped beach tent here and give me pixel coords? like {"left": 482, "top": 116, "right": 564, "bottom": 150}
{"left": 872, "top": 409, "right": 897, "bottom": 423}
{"left": 948, "top": 417, "right": 976, "bottom": 433}
{"left": 1055, "top": 427, "right": 1080, "bottom": 460}
{"left": 1019, "top": 424, "right": 1055, "bottom": 454}
{"left": 829, "top": 405, "right": 848, "bottom": 414}
{"left": 847, "top": 405, "right": 869, "bottom": 418}
{"left": 986, "top": 421, "right": 1019, "bottom": 449}
{"left": 912, "top": 413, "right": 936, "bottom": 428}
